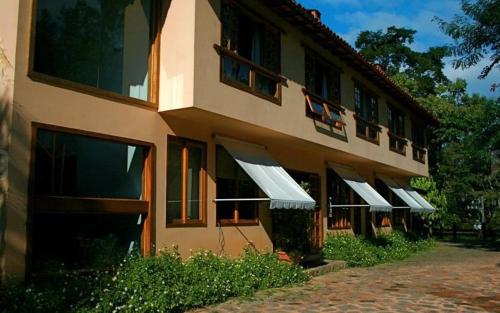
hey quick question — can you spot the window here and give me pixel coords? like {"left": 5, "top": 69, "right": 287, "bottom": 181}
{"left": 304, "top": 51, "right": 344, "bottom": 128}
{"left": 327, "top": 169, "right": 352, "bottom": 229}
{"left": 392, "top": 208, "right": 405, "bottom": 227}
{"left": 375, "top": 212, "right": 391, "bottom": 227}
{"left": 216, "top": 145, "right": 260, "bottom": 225}
{"left": 354, "top": 84, "right": 381, "bottom": 143}
{"left": 167, "top": 137, "right": 206, "bottom": 226}
{"left": 388, "top": 106, "right": 407, "bottom": 155}
{"left": 31, "top": 127, "right": 152, "bottom": 274}
{"left": 412, "top": 121, "right": 427, "bottom": 163}
{"left": 218, "top": 0, "right": 282, "bottom": 103}
{"left": 31, "top": 0, "right": 159, "bottom": 104}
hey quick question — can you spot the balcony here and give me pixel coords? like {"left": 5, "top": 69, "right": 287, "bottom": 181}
{"left": 412, "top": 144, "right": 427, "bottom": 163}
{"left": 388, "top": 132, "right": 407, "bottom": 155}
{"left": 354, "top": 115, "right": 381, "bottom": 144}
{"left": 214, "top": 44, "right": 285, "bottom": 105}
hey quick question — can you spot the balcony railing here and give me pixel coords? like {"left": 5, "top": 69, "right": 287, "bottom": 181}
{"left": 388, "top": 132, "right": 408, "bottom": 155}
{"left": 412, "top": 144, "right": 427, "bottom": 163}
{"left": 303, "top": 89, "right": 345, "bottom": 129}
{"left": 354, "top": 114, "right": 381, "bottom": 144}
{"left": 214, "top": 44, "right": 285, "bottom": 104}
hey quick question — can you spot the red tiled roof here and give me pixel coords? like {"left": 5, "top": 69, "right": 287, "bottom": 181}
{"left": 260, "top": 0, "right": 439, "bottom": 125}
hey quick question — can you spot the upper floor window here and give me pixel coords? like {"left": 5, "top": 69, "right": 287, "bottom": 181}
{"left": 304, "top": 51, "right": 344, "bottom": 128}
{"left": 388, "top": 106, "right": 407, "bottom": 155}
{"left": 412, "top": 121, "right": 427, "bottom": 163}
{"left": 217, "top": 0, "right": 282, "bottom": 103}
{"left": 31, "top": 0, "right": 158, "bottom": 104}
{"left": 354, "top": 84, "right": 381, "bottom": 144}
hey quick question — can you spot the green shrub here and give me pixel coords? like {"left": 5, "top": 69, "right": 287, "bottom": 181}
{"left": 0, "top": 248, "right": 309, "bottom": 313}
{"left": 323, "top": 231, "right": 435, "bottom": 267}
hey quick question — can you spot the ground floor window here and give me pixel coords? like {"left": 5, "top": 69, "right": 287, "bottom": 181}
{"left": 166, "top": 136, "right": 206, "bottom": 226}
{"left": 327, "top": 169, "right": 353, "bottom": 229}
{"left": 31, "top": 126, "right": 152, "bottom": 274}
{"left": 216, "top": 145, "right": 259, "bottom": 225}
{"left": 392, "top": 209, "right": 405, "bottom": 227}
{"left": 375, "top": 212, "right": 391, "bottom": 227}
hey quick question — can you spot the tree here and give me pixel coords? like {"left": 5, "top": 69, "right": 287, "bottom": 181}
{"left": 355, "top": 26, "right": 450, "bottom": 97}
{"left": 434, "top": 0, "right": 500, "bottom": 79}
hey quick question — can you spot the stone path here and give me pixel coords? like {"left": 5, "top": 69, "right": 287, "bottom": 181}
{"left": 192, "top": 243, "right": 500, "bottom": 312}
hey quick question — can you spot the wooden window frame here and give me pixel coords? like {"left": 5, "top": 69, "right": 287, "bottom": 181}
{"left": 216, "top": 1, "right": 284, "bottom": 105}
{"left": 166, "top": 136, "right": 207, "bottom": 227}
{"left": 27, "top": 0, "right": 163, "bottom": 110}
{"left": 216, "top": 145, "right": 259, "bottom": 226}
{"left": 375, "top": 212, "right": 391, "bottom": 228}
{"left": 27, "top": 123, "right": 155, "bottom": 278}
{"left": 303, "top": 89, "right": 346, "bottom": 129}
{"left": 215, "top": 44, "right": 284, "bottom": 105}
{"left": 327, "top": 169, "right": 353, "bottom": 230}
{"left": 411, "top": 120, "right": 427, "bottom": 163}
{"left": 387, "top": 106, "right": 407, "bottom": 155}
{"left": 354, "top": 114, "right": 382, "bottom": 145}
{"left": 353, "top": 84, "right": 381, "bottom": 144}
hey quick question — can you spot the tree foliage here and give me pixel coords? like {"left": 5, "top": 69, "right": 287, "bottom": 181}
{"left": 355, "top": 26, "right": 450, "bottom": 97}
{"left": 434, "top": 0, "right": 500, "bottom": 79}
{"left": 355, "top": 24, "right": 500, "bottom": 230}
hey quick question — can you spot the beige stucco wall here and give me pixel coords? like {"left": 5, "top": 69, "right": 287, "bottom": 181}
{"left": 1, "top": 0, "right": 19, "bottom": 281}
{"left": 2, "top": 0, "right": 430, "bottom": 278}
{"left": 175, "top": 0, "right": 429, "bottom": 177}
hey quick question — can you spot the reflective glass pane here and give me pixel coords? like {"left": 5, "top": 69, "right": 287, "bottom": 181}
{"left": 33, "top": 0, "right": 152, "bottom": 101}
{"left": 35, "top": 129, "right": 145, "bottom": 199}
{"left": 255, "top": 73, "right": 277, "bottom": 98}
{"left": 33, "top": 213, "right": 143, "bottom": 272}
{"left": 167, "top": 142, "right": 182, "bottom": 221}
{"left": 186, "top": 145, "right": 202, "bottom": 220}
{"left": 223, "top": 57, "right": 250, "bottom": 86}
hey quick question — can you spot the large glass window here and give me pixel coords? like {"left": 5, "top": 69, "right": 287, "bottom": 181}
{"left": 32, "top": 0, "right": 155, "bottom": 102}
{"left": 354, "top": 84, "right": 381, "bottom": 143}
{"left": 216, "top": 146, "right": 260, "bottom": 225}
{"left": 327, "top": 169, "right": 353, "bottom": 230}
{"left": 412, "top": 121, "right": 427, "bottom": 163}
{"left": 32, "top": 128, "right": 152, "bottom": 274}
{"left": 219, "top": 0, "right": 282, "bottom": 102}
{"left": 304, "top": 50, "right": 344, "bottom": 128}
{"left": 166, "top": 137, "right": 206, "bottom": 226}
{"left": 388, "top": 106, "right": 407, "bottom": 154}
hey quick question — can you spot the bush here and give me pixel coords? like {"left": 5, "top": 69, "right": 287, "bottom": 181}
{"left": 323, "top": 231, "right": 435, "bottom": 267}
{"left": 0, "top": 248, "right": 309, "bottom": 313}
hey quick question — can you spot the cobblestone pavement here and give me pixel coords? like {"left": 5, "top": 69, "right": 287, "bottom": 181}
{"left": 192, "top": 243, "right": 500, "bottom": 313}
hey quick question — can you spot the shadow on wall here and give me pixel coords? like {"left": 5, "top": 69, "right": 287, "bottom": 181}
{"left": 0, "top": 40, "right": 14, "bottom": 271}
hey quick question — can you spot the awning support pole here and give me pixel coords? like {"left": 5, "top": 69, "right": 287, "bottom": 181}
{"left": 213, "top": 198, "right": 271, "bottom": 202}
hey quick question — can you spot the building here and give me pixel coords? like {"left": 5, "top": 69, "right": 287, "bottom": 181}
{"left": 0, "top": 0, "right": 436, "bottom": 279}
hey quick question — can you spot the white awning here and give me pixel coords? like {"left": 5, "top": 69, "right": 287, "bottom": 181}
{"left": 216, "top": 136, "right": 316, "bottom": 210}
{"left": 395, "top": 179, "right": 436, "bottom": 212}
{"left": 377, "top": 175, "right": 424, "bottom": 212}
{"left": 327, "top": 162, "right": 392, "bottom": 212}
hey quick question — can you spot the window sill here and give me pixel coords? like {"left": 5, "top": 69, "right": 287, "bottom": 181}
{"left": 329, "top": 225, "right": 352, "bottom": 230}
{"left": 214, "top": 44, "right": 284, "bottom": 106}
{"left": 389, "top": 147, "right": 406, "bottom": 156}
{"left": 29, "top": 71, "right": 158, "bottom": 111}
{"left": 356, "top": 132, "right": 380, "bottom": 145}
{"left": 220, "top": 76, "right": 281, "bottom": 105}
{"left": 217, "top": 219, "right": 259, "bottom": 227}
{"left": 166, "top": 220, "right": 207, "bottom": 228}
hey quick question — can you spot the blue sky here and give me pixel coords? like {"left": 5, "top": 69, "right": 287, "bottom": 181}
{"left": 296, "top": 0, "right": 499, "bottom": 98}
